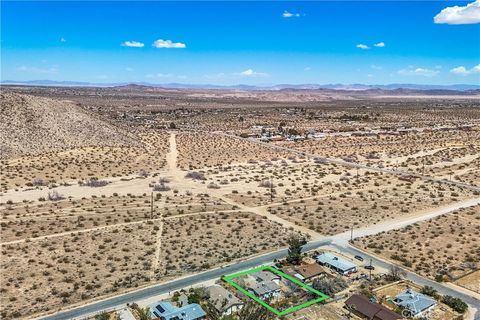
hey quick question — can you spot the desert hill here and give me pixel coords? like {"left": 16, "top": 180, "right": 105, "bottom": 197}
{"left": 0, "top": 91, "right": 137, "bottom": 159}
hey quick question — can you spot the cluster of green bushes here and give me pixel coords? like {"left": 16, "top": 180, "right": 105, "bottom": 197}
{"left": 442, "top": 295, "right": 468, "bottom": 314}
{"left": 421, "top": 286, "right": 468, "bottom": 314}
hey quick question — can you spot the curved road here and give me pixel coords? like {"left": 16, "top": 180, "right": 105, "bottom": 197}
{"left": 38, "top": 132, "right": 479, "bottom": 319}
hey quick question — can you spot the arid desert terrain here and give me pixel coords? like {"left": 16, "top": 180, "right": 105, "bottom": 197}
{"left": 1, "top": 85, "right": 479, "bottom": 319}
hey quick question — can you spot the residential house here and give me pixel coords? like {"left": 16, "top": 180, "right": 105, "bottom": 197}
{"left": 393, "top": 288, "right": 437, "bottom": 318}
{"left": 148, "top": 301, "right": 206, "bottom": 320}
{"left": 282, "top": 263, "right": 325, "bottom": 282}
{"left": 315, "top": 252, "right": 357, "bottom": 275}
{"left": 244, "top": 271, "right": 281, "bottom": 299}
{"left": 206, "top": 285, "right": 244, "bottom": 316}
{"left": 345, "top": 294, "right": 403, "bottom": 320}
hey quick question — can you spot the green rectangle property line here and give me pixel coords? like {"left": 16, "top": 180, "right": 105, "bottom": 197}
{"left": 222, "top": 265, "right": 330, "bottom": 316}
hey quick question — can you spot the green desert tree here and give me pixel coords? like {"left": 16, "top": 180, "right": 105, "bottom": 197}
{"left": 94, "top": 312, "right": 110, "bottom": 320}
{"left": 286, "top": 233, "right": 307, "bottom": 265}
{"left": 137, "top": 307, "right": 152, "bottom": 320}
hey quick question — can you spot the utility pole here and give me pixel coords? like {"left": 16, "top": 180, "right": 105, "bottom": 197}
{"left": 350, "top": 226, "right": 354, "bottom": 242}
{"left": 151, "top": 192, "right": 154, "bottom": 219}
{"left": 369, "top": 258, "right": 372, "bottom": 281}
{"left": 270, "top": 176, "right": 274, "bottom": 203}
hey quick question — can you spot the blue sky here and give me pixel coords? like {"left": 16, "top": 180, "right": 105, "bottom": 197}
{"left": 1, "top": 1, "right": 479, "bottom": 85}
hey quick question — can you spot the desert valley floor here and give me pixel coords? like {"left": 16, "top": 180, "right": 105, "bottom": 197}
{"left": 0, "top": 86, "right": 479, "bottom": 319}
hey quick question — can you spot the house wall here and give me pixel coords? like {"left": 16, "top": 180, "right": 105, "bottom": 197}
{"left": 414, "top": 305, "right": 435, "bottom": 318}
{"left": 224, "top": 304, "right": 243, "bottom": 316}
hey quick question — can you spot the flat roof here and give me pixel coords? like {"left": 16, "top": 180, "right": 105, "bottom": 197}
{"left": 315, "top": 252, "right": 357, "bottom": 272}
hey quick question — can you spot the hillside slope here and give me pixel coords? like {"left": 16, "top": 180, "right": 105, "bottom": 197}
{"left": 0, "top": 91, "right": 137, "bottom": 159}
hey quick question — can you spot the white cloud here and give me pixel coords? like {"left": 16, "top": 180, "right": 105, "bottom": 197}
{"left": 370, "top": 64, "right": 383, "bottom": 70}
{"left": 146, "top": 73, "right": 173, "bottom": 78}
{"left": 237, "top": 69, "right": 269, "bottom": 77}
{"left": 152, "top": 39, "right": 186, "bottom": 49}
{"left": 356, "top": 44, "right": 370, "bottom": 50}
{"left": 125, "top": 67, "right": 134, "bottom": 72}
{"left": 434, "top": 0, "right": 480, "bottom": 24}
{"left": 204, "top": 73, "right": 227, "bottom": 80}
{"left": 145, "top": 73, "right": 187, "bottom": 79}
{"left": 282, "top": 10, "right": 301, "bottom": 18}
{"left": 398, "top": 67, "right": 439, "bottom": 77}
{"left": 374, "top": 42, "right": 385, "bottom": 47}
{"left": 60, "top": 37, "right": 66, "bottom": 43}
{"left": 121, "top": 41, "right": 144, "bottom": 48}
{"left": 450, "top": 64, "right": 480, "bottom": 75}
{"left": 16, "top": 65, "right": 59, "bottom": 74}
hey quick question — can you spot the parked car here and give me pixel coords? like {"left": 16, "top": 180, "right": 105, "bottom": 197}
{"left": 364, "top": 265, "right": 375, "bottom": 270}
{"left": 354, "top": 255, "right": 364, "bottom": 261}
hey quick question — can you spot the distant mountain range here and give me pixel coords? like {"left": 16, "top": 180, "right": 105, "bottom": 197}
{"left": 2, "top": 79, "right": 480, "bottom": 92}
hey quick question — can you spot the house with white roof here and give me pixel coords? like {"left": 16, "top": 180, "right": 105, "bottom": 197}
{"left": 148, "top": 301, "right": 206, "bottom": 320}
{"left": 315, "top": 252, "right": 357, "bottom": 275}
{"left": 393, "top": 288, "right": 437, "bottom": 318}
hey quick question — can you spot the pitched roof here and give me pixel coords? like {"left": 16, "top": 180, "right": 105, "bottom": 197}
{"left": 244, "top": 275, "right": 280, "bottom": 296}
{"left": 345, "top": 294, "right": 402, "bottom": 320}
{"left": 252, "top": 270, "right": 281, "bottom": 283}
{"left": 206, "top": 285, "right": 243, "bottom": 312}
{"left": 394, "top": 289, "right": 437, "bottom": 315}
{"left": 294, "top": 263, "right": 325, "bottom": 279}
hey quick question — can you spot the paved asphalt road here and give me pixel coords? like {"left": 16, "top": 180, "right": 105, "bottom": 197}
{"left": 40, "top": 237, "right": 479, "bottom": 320}
{"left": 40, "top": 133, "right": 479, "bottom": 319}
{"left": 40, "top": 240, "right": 332, "bottom": 320}
{"left": 334, "top": 244, "right": 480, "bottom": 309}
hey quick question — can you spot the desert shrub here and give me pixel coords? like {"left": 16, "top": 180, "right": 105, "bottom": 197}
{"left": 153, "top": 183, "right": 170, "bottom": 192}
{"left": 421, "top": 286, "right": 440, "bottom": 299}
{"left": 32, "top": 177, "right": 48, "bottom": 186}
{"left": 442, "top": 295, "right": 467, "bottom": 313}
{"left": 207, "top": 182, "right": 220, "bottom": 189}
{"left": 311, "top": 276, "right": 348, "bottom": 297}
{"left": 185, "top": 171, "right": 206, "bottom": 180}
{"left": 138, "top": 169, "right": 150, "bottom": 178}
{"left": 258, "top": 180, "right": 274, "bottom": 188}
{"left": 80, "top": 178, "right": 111, "bottom": 187}
{"left": 48, "top": 190, "right": 64, "bottom": 201}
{"left": 159, "top": 177, "right": 171, "bottom": 184}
